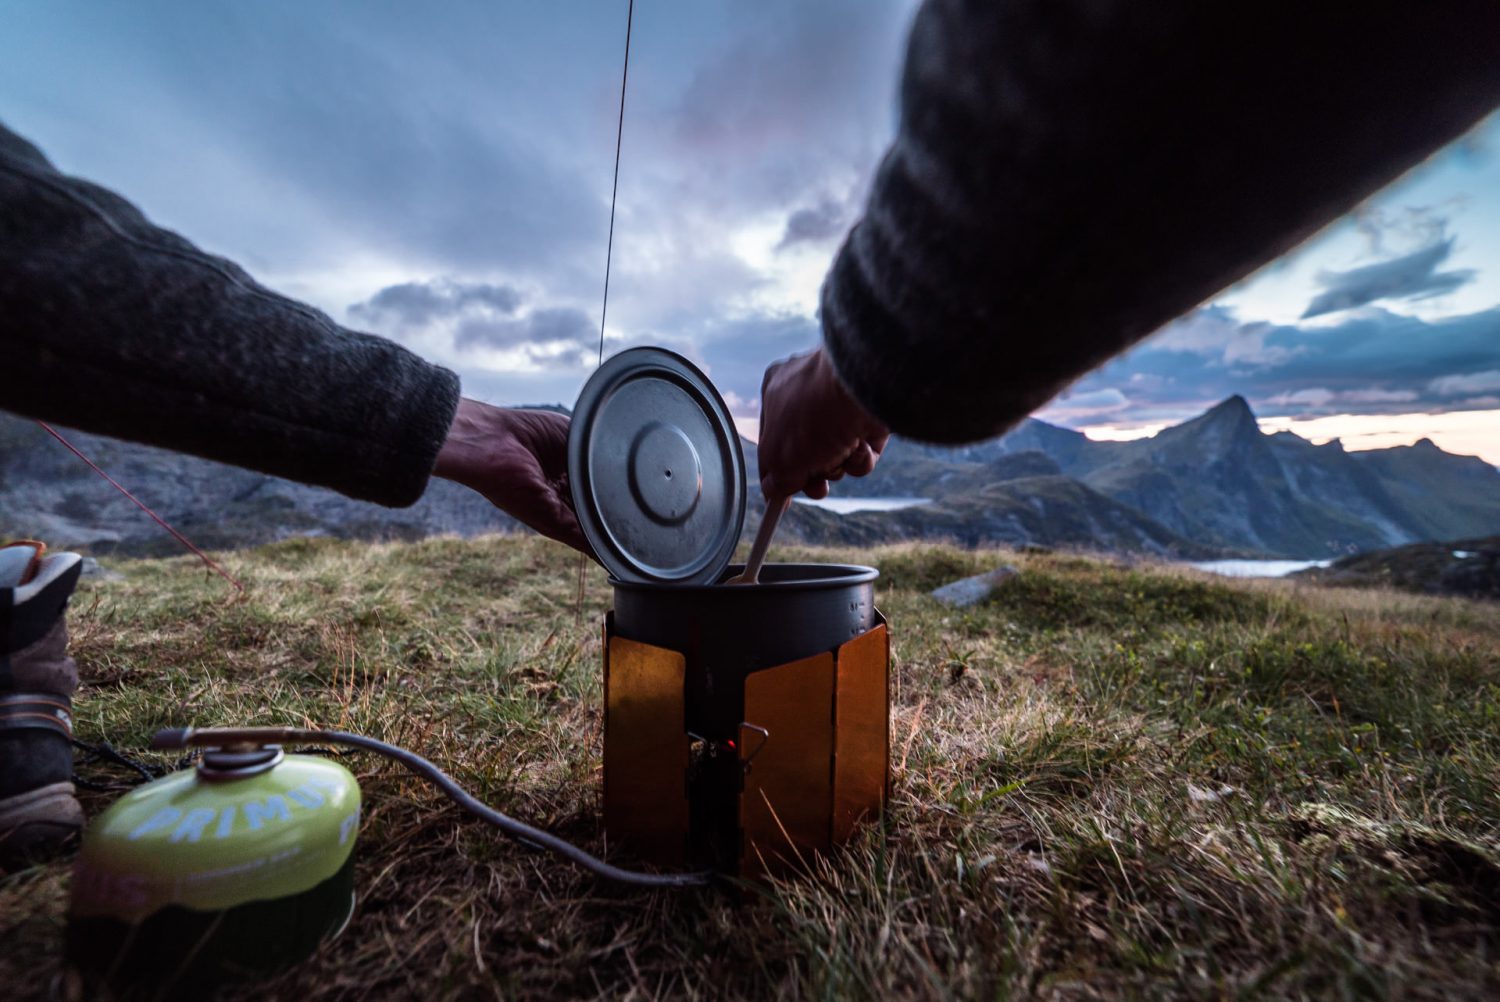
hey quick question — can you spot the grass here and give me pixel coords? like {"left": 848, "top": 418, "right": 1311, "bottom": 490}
{"left": 4, "top": 535, "right": 1499, "bottom": 999}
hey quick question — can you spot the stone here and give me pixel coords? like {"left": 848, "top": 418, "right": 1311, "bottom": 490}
{"left": 929, "top": 566, "right": 1019, "bottom": 608}
{"left": 79, "top": 556, "right": 123, "bottom": 581}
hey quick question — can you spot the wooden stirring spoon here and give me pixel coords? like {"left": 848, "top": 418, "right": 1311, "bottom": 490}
{"left": 727, "top": 496, "right": 791, "bottom": 585}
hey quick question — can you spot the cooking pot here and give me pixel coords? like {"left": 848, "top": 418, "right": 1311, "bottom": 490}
{"left": 611, "top": 562, "right": 877, "bottom": 734}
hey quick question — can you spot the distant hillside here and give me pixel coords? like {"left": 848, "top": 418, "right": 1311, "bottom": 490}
{"left": 4, "top": 396, "right": 1496, "bottom": 560}
{"left": 777, "top": 475, "right": 1221, "bottom": 558}
{"left": 1350, "top": 439, "right": 1500, "bottom": 541}
{"left": 0, "top": 416, "right": 520, "bottom": 556}
{"left": 1294, "top": 535, "right": 1500, "bottom": 601}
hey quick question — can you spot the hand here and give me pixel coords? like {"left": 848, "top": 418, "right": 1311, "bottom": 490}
{"left": 432, "top": 398, "right": 591, "bottom": 555}
{"left": 758, "top": 347, "right": 889, "bottom": 500}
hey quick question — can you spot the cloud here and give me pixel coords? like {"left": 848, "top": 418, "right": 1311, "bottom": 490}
{"left": 1222, "top": 323, "right": 1305, "bottom": 370}
{"left": 661, "top": 1, "right": 910, "bottom": 218}
{"left": 350, "top": 280, "right": 521, "bottom": 329}
{"left": 1150, "top": 307, "right": 1243, "bottom": 355}
{"left": 672, "top": 3, "right": 904, "bottom": 163}
{"left": 1265, "top": 388, "right": 1335, "bottom": 409}
{"left": 454, "top": 307, "right": 596, "bottom": 368}
{"left": 1300, "top": 239, "right": 1476, "bottom": 318}
{"left": 1042, "top": 388, "right": 1132, "bottom": 422}
{"left": 350, "top": 278, "right": 597, "bottom": 371}
{"left": 1351, "top": 205, "right": 1458, "bottom": 257}
{"left": 103, "top": 5, "right": 609, "bottom": 283}
{"left": 1265, "top": 387, "right": 1419, "bottom": 409}
{"left": 777, "top": 197, "right": 850, "bottom": 250}
{"left": 721, "top": 390, "right": 760, "bottom": 414}
{"left": 1149, "top": 308, "right": 1303, "bottom": 369}
{"left": 1428, "top": 369, "right": 1500, "bottom": 396}
{"left": 672, "top": 311, "right": 822, "bottom": 409}
{"left": 1043, "top": 304, "right": 1500, "bottom": 428}
{"left": 1339, "top": 388, "right": 1423, "bottom": 404}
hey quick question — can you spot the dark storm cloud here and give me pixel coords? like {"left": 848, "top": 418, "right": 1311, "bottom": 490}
{"left": 1352, "top": 205, "right": 1456, "bottom": 257}
{"left": 666, "top": 1, "right": 910, "bottom": 209}
{"left": 349, "top": 280, "right": 521, "bottom": 329}
{"left": 1301, "top": 239, "right": 1477, "bottom": 318}
{"left": 213, "top": 82, "right": 603, "bottom": 278}
{"left": 11, "top": 5, "right": 612, "bottom": 284}
{"left": 777, "top": 198, "right": 850, "bottom": 250}
{"left": 350, "top": 279, "right": 595, "bottom": 370}
{"left": 1054, "top": 305, "right": 1500, "bottom": 425}
{"left": 455, "top": 307, "right": 595, "bottom": 354}
{"left": 674, "top": 4, "right": 895, "bottom": 149}
{"left": 455, "top": 285, "right": 525, "bottom": 315}
{"left": 689, "top": 312, "right": 822, "bottom": 405}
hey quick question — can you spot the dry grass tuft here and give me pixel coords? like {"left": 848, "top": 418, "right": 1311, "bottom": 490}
{"left": 2, "top": 536, "right": 1498, "bottom": 999}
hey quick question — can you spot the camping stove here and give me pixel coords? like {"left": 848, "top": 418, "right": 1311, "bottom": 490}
{"left": 569, "top": 349, "right": 892, "bottom": 876}
{"left": 604, "top": 567, "right": 889, "bottom": 875}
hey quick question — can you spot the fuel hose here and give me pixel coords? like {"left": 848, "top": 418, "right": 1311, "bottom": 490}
{"left": 151, "top": 726, "right": 714, "bottom": 889}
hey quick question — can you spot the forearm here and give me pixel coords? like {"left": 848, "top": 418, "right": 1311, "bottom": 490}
{"left": 822, "top": 0, "right": 1500, "bottom": 443}
{"left": 0, "top": 124, "right": 459, "bottom": 507}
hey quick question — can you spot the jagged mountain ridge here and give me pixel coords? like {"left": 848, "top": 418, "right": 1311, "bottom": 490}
{"left": 1061, "top": 397, "right": 1431, "bottom": 555}
{"left": 800, "top": 395, "right": 1500, "bottom": 557}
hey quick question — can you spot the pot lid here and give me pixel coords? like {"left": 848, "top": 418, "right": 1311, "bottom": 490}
{"left": 568, "top": 347, "right": 746, "bottom": 584}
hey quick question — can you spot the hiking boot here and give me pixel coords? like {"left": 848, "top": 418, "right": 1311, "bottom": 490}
{"left": 1, "top": 541, "right": 84, "bottom": 867}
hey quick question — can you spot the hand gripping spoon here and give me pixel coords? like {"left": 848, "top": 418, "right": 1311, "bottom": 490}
{"left": 727, "top": 496, "right": 791, "bottom": 585}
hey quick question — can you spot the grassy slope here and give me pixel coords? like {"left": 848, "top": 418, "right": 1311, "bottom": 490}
{"left": 1298, "top": 536, "right": 1500, "bottom": 601}
{"left": 3, "top": 536, "right": 1499, "bottom": 1000}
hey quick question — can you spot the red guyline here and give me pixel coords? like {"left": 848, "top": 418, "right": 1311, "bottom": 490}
{"left": 35, "top": 421, "right": 245, "bottom": 592}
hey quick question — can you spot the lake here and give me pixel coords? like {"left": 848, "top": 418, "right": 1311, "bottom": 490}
{"left": 1189, "top": 559, "right": 1332, "bottom": 578}
{"left": 793, "top": 496, "right": 931, "bottom": 515}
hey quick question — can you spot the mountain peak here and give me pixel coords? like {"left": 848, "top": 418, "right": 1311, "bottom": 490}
{"left": 1185, "top": 394, "right": 1260, "bottom": 438}
{"left": 1149, "top": 393, "right": 1267, "bottom": 459}
{"left": 1208, "top": 394, "right": 1256, "bottom": 419}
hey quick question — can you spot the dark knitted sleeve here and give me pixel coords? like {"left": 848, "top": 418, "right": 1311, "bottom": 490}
{"left": 0, "top": 123, "right": 460, "bottom": 507}
{"left": 821, "top": 0, "right": 1500, "bottom": 444}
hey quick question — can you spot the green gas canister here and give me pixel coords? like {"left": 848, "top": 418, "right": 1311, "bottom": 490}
{"left": 66, "top": 745, "right": 361, "bottom": 996}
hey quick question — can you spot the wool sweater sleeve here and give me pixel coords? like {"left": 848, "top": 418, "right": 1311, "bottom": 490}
{"left": 0, "top": 123, "right": 460, "bottom": 507}
{"left": 821, "top": 0, "right": 1500, "bottom": 444}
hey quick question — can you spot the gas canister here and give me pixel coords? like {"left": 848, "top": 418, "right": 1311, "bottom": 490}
{"left": 66, "top": 745, "right": 360, "bottom": 996}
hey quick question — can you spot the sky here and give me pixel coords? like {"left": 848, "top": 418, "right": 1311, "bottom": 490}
{"left": 3, "top": 1, "right": 1497, "bottom": 463}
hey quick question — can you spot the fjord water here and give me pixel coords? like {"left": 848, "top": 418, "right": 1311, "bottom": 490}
{"left": 793, "top": 496, "right": 931, "bottom": 514}
{"left": 1190, "top": 559, "right": 1332, "bottom": 578}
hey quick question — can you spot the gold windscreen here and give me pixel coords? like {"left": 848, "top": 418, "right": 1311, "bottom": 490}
{"left": 603, "top": 619, "right": 689, "bottom": 865}
{"left": 740, "top": 651, "right": 836, "bottom": 875}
